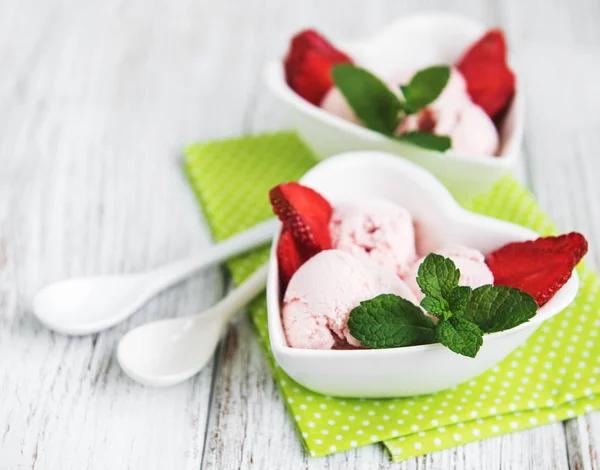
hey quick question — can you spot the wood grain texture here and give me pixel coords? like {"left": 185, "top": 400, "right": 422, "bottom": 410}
{"left": 0, "top": 0, "right": 225, "bottom": 468}
{"left": 500, "top": 1, "right": 600, "bottom": 469}
{"left": 0, "top": 0, "right": 598, "bottom": 468}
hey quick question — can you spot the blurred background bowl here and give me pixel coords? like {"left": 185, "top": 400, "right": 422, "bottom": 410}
{"left": 265, "top": 12, "right": 524, "bottom": 204}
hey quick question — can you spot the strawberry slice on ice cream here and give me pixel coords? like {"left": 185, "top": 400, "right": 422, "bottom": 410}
{"left": 269, "top": 182, "right": 333, "bottom": 257}
{"left": 457, "top": 29, "right": 516, "bottom": 119}
{"left": 284, "top": 29, "right": 352, "bottom": 105}
{"left": 487, "top": 232, "right": 588, "bottom": 306}
{"left": 276, "top": 229, "right": 304, "bottom": 290}
{"left": 269, "top": 182, "right": 334, "bottom": 286}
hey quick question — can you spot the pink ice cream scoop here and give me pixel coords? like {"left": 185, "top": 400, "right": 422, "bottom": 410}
{"left": 320, "top": 86, "right": 363, "bottom": 125}
{"left": 403, "top": 244, "right": 494, "bottom": 302}
{"left": 396, "top": 68, "right": 499, "bottom": 156}
{"left": 330, "top": 198, "right": 417, "bottom": 277}
{"left": 282, "top": 249, "right": 418, "bottom": 349}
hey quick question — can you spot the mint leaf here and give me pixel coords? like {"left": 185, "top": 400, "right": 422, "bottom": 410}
{"left": 417, "top": 253, "right": 462, "bottom": 319}
{"left": 397, "top": 101, "right": 418, "bottom": 116}
{"left": 462, "top": 285, "right": 538, "bottom": 333}
{"left": 436, "top": 317, "right": 483, "bottom": 358}
{"left": 400, "top": 65, "right": 450, "bottom": 111}
{"left": 420, "top": 296, "right": 450, "bottom": 319}
{"left": 447, "top": 286, "right": 472, "bottom": 316}
{"left": 354, "top": 254, "right": 538, "bottom": 358}
{"left": 417, "top": 253, "right": 460, "bottom": 300}
{"left": 348, "top": 294, "right": 436, "bottom": 348}
{"left": 332, "top": 64, "right": 403, "bottom": 135}
{"left": 396, "top": 132, "right": 452, "bottom": 152}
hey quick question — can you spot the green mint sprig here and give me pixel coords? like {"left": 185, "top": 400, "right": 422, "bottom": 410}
{"left": 331, "top": 64, "right": 452, "bottom": 152}
{"left": 347, "top": 253, "right": 539, "bottom": 358}
{"left": 348, "top": 294, "right": 437, "bottom": 349}
{"left": 330, "top": 65, "right": 404, "bottom": 135}
{"left": 399, "top": 66, "right": 450, "bottom": 112}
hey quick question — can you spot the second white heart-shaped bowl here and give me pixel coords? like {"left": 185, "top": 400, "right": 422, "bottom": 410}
{"left": 265, "top": 12, "right": 525, "bottom": 204}
{"left": 266, "top": 152, "right": 578, "bottom": 398}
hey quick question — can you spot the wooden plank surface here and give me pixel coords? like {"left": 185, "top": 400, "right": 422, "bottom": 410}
{"left": 0, "top": 0, "right": 598, "bottom": 468}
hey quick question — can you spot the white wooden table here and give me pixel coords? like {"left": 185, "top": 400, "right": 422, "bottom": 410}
{"left": 1, "top": 0, "right": 599, "bottom": 468}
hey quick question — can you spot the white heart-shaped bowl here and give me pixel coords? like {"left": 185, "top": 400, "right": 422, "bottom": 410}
{"left": 265, "top": 12, "right": 525, "bottom": 204}
{"left": 266, "top": 151, "right": 578, "bottom": 398}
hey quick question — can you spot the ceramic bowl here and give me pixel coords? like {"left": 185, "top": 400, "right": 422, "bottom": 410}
{"left": 266, "top": 152, "right": 578, "bottom": 397}
{"left": 265, "top": 12, "right": 525, "bottom": 204}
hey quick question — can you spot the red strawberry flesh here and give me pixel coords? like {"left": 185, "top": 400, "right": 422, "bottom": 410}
{"left": 277, "top": 229, "right": 304, "bottom": 290}
{"left": 487, "top": 232, "right": 588, "bottom": 306}
{"left": 269, "top": 182, "right": 333, "bottom": 259}
{"left": 529, "top": 231, "right": 589, "bottom": 261}
{"left": 284, "top": 29, "right": 352, "bottom": 105}
{"left": 456, "top": 29, "right": 516, "bottom": 119}
{"left": 458, "top": 29, "right": 508, "bottom": 65}
{"left": 459, "top": 61, "right": 516, "bottom": 119}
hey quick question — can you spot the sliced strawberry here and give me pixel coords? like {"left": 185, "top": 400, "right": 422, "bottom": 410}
{"left": 277, "top": 229, "right": 304, "bottom": 290}
{"left": 458, "top": 29, "right": 508, "bottom": 65}
{"left": 457, "top": 29, "right": 516, "bottom": 119}
{"left": 284, "top": 29, "right": 352, "bottom": 105}
{"left": 487, "top": 232, "right": 588, "bottom": 306}
{"left": 529, "top": 232, "right": 589, "bottom": 261}
{"left": 269, "top": 182, "right": 333, "bottom": 259}
{"left": 458, "top": 61, "right": 515, "bottom": 118}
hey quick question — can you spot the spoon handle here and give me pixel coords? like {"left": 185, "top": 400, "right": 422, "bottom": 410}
{"left": 211, "top": 264, "right": 269, "bottom": 325}
{"left": 144, "top": 218, "right": 278, "bottom": 293}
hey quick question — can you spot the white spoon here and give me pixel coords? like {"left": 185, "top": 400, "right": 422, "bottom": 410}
{"left": 117, "top": 264, "right": 269, "bottom": 386}
{"left": 33, "top": 219, "right": 278, "bottom": 335}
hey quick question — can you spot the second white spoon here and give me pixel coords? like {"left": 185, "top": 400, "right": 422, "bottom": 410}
{"left": 32, "top": 218, "right": 278, "bottom": 335}
{"left": 117, "top": 264, "right": 269, "bottom": 387}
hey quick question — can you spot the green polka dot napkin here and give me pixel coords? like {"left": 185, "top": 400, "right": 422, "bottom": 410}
{"left": 184, "top": 131, "right": 600, "bottom": 462}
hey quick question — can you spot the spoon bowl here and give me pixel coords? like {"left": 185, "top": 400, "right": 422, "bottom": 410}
{"left": 33, "top": 276, "right": 152, "bottom": 335}
{"left": 117, "top": 313, "right": 223, "bottom": 387}
{"left": 117, "top": 264, "right": 269, "bottom": 387}
{"left": 32, "top": 218, "right": 278, "bottom": 335}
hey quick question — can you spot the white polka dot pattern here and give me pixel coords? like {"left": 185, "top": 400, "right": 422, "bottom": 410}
{"left": 185, "top": 133, "right": 600, "bottom": 463}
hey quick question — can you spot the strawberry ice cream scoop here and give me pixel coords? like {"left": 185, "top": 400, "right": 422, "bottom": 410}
{"left": 330, "top": 198, "right": 417, "bottom": 276}
{"left": 320, "top": 86, "right": 363, "bottom": 125}
{"left": 404, "top": 244, "right": 494, "bottom": 302}
{"left": 396, "top": 68, "right": 499, "bottom": 157}
{"left": 282, "top": 249, "right": 418, "bottom": 349}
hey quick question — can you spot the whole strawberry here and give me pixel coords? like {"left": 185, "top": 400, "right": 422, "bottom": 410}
{"left": 284, "top": 29, "right": 352, "bottom": 106}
